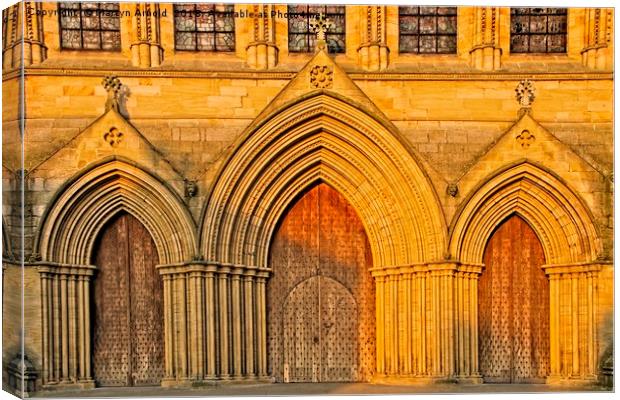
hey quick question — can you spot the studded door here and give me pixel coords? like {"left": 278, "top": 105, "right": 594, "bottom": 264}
{"left": 92, "top": 212, "right": 165, "bottom": 386}
{"left": 268, "top": 183, "right": 375, "bottom": 383}
{"left": 479, "top": 215, "right": 550, "bottom": 383}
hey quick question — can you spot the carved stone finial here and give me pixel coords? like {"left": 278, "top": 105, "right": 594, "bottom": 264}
{"left": 447, "top": 183, "right": 459, "bottom": 197}
{"left": 103, "top": 127, "right": 123, "bottom": 147}
{"left": 102, "top": 75, "right": 122, "bottom": 111}
{"left": 309, "top": 13, "right": 331, "bottom": 51}
{"left": 515, "top": 79, "right": 536, "bottom": 108}
{"left": 516, "top": 129, "right": 535, "bottom": 148}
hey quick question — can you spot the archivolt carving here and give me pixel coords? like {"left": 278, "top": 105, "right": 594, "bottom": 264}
{"left": 201, "top": 93, "right": 446, "bottom": 269}
{"left": 449, "top": 162, "right": 601, "bottom": 265}
{"left": 37, "top": 159, "right": 197, "bottom": 265}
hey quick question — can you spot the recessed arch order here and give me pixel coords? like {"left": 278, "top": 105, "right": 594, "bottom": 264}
{"left": 37, "top": 158, "right": 197, "bottom": 266}
{"left": 200, "top": 92, "right": 447, "bottom": 270}
{"left": 449, "top": 162, "right": 601, "bottom": 266}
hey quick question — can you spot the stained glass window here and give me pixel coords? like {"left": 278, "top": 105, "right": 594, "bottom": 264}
{"left": 510, "top": 8, "right": 567, "bottom": 53}
{"left": 174, "top": 3, "right": 235, "bottom": 51}
{"left": 288, "top": 5, "right": 345, "bottom": 53}
{"left": 399, "top": 6, "right": 457, "bottom": 54}
{"left": 58, "top": 2, "right": 121, "bottom": 50}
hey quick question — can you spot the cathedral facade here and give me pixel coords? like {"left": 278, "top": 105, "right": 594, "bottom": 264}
{"left": 1, "top": 2, "right": 614, "bottom": 394}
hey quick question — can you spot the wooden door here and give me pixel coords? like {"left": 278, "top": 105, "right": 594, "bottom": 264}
{"left": 268, "top": 183, "right": 375, "bottom": 382}
{"left": 283, "top": 276, "right": 358, "bottom": 382}
{"left": 479, "top": 215, "right": 550, "bottom": 383}
{"left": 92, "top": 212, "right": 164, "bottom": 386}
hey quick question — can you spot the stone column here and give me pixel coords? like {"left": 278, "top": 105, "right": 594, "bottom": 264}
{"left": 453, "top": 264, "right": 483, "bottom": 383}
{"left": 543, "top": 263, "right": 603, "bottom": 384}
{"left": 469, "top": 7, "right": 501, "bottom": 71}
{"left": 255, "top": 274, "right": 269, "bottom": 378}
{"left": 130, "top": 3, "right": 164, "bottom": 68}
{"left": 37, "top": 265, "right": 95, "bottom": 389}
{"left": 581, "top": 9, "right": 613, "bottom": 70}
{"left": 358, "top": 6, "right": 390, "bottom": 71}
{"left": 3, "top": 2, "right": 47, "bottom": 71}
{"left": 158, "top": 263, "right": 271, "bottom": 385}
{"left": 246, "top": 4, "right": 279, "bottom": 69}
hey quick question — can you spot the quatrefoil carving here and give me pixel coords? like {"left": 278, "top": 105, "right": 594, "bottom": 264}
{"left": 104, "top": 127, "right": 123, "bottom": 147}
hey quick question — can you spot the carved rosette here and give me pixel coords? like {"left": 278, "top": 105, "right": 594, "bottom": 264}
{"left": 310, "top": 65, "right": 334, "bottom": 89}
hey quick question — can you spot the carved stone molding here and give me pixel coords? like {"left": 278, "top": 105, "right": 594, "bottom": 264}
{"left": 469, "top": 7, "right": 501, "bottom": 71}
{"left": 3, "top": 2, "right": 47, "bottom": 71}
{"left": 581, "top": 8, "right": 613, "bottom": 70}
{"left": 246, "top": 4, "right": 279, "bottom": 69}
{"left": 130, "top": 3, "right": 164, "bottom": 68}
{"left": 358, "top": 6, "right": 390, "bottom": 71}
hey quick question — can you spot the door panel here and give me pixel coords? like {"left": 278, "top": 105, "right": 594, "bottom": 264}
{"left": 92, "top": 213, "right": 164, "bottom": 387}
{"left": 268, "top": 183, "right": 375, "bottom": 382}
{"left": 479, "top": 215, "right": 550, "bottom": 383}
{"left": 283, "top": 278, "right": 320, "bottom": 382}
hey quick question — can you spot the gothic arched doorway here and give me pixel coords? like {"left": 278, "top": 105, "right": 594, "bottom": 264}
{"left": 479, "top": 215, "right": 550, "bottom": 383}
{"left": 91, "top": 212, "right": 165, "bottom": 386}
{"left": 267, "top": 183, "right": 375, "bottom": 382}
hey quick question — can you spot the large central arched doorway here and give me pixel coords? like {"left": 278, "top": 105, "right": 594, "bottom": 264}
{"left": 91, "top": 212, "right": 165, "bottom": 386}
{"left": 479, "top": 215, "right": 550, "bottom": 383}
{"left": 267, "top": 183, "right": 375, "bottom": 382}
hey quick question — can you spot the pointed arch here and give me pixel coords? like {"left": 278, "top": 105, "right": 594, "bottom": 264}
{"left": 37, "top": 159, "right": 197, "bottom": 265}
{"left": 449, "top": 162, "right": 601, "bottom": 265}
{"left": 200, "top": 92, "right": 447, "bottom": 269}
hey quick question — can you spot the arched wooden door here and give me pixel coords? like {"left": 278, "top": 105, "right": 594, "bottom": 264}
{"left": 267, "top": 183, "right": 375, "bottom": 382}
{"left": 92, "top": 212, "right": 164, "bottom": 386}
{"left": 479, "top": 215, "right": 550, "bottom": 383}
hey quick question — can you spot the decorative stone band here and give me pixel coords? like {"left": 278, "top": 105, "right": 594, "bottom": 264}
{"left": 37, "top": 264, "right": 96, "bottom": 389}
{"left": 370, "top": 262, "right": 483, "bottom": 383}
{"left": 542, "top": 262, "right": 609, "bottom": 384}
{"left": 156, "top": 262, "right": 271, "bottom": 385}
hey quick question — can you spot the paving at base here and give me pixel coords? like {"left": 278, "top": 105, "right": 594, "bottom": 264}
{"left": 33, "top": 382, "right": 610, "bottom": 398}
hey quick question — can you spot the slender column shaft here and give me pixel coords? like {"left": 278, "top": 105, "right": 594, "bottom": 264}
{"left": 205, "top": 271, "right": 216, "bottom": 378}
{"left": 470, "top": 274, "right": 479, "bottom": 375}
{"left": 188, "top": 273, "right": 198, "bottom": 378}
{"left": 177, "top": 274, "right": 188, "bottom": 378}
{"left": 83, "top": 276, "right": 91, "bottom": 380}
{"left": 244, "top": 275, "right": 255, "bottom": 377}
{"left": 571, "top": 273, "right": 579, "bottom": 375}
{"left": 219, "top": 271, "right": 230, "bottom": 377}
{"left": 78, "top": 277, "right": 86, "bottom": 380}
{"left": 375, "top": 275, "right": 385, "bottom": 374}
{"left": 420, "top": 273, "right": 427, "bottom": 375}
{"left": 258, "top": 277, "right": 268, "bottom": 377}
{"left": 68, "top": 276, "right": 77, "bottom": 380}
{"left": 60, "top": 274, "right": 69, "bottom": 380}
{"left": 587, "top": 272, "right": 594, "bottom": 376}
{"left": 404, "top": 273, "right": 411, "bottom": 375}
{"left": 41, "top": 273, "right": 50, "bottom": 383}
{"left": 196, "top": 273, "right": 205, "bottom": 379}
{"left": 231, "top": 273, "right": 242, "bottom": 378}
{"left": 162, "top": 275, "right": 173, "bottom": 378}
